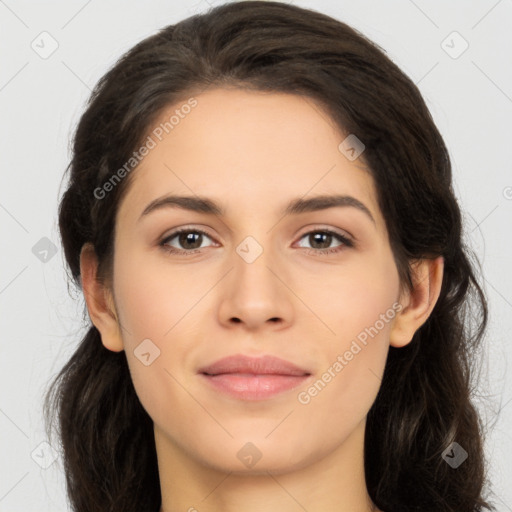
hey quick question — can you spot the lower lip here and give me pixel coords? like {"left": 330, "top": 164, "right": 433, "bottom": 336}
{"left": 200, "top": 373, "right": 311, "bottom": 400}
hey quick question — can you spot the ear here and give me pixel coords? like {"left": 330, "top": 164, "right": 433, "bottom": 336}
{"left": 389, "top": 256, "right": 444, "bottom": 348}
{"left": 80, "top": 243, "right": 124, "bottom": 352}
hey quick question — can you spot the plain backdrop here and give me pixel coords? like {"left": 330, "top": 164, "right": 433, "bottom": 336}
{"left": 1, "top": 0, "right": 511, "bottom": 510}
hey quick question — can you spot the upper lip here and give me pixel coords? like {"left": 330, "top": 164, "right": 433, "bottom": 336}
{"left": 198, "top": 354, "right": 311, "bottom": 376}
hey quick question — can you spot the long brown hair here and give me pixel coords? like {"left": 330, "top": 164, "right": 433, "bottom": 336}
{"left": 43, "top": 2, "right": 494, "bottom": 511}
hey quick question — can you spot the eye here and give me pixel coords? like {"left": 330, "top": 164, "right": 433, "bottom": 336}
{"left": 159, "top": 226, "right": 354, "bottom": 257}
{"left": 160, "top": 227, "right": 216, "bottom": 255}
{"left": 295, "top": 228, "right": 354, "bottom": 255}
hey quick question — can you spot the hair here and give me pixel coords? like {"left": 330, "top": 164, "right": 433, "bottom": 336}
{"left": 43, "top": 1, "right": 494, "bottom": 511}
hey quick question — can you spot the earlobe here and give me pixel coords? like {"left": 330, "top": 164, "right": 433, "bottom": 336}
{"left": 80, "top": 243, "right": 124, "bottom": 352}
{"left": 389, "top": 256, "right": 444, "bottom": 348}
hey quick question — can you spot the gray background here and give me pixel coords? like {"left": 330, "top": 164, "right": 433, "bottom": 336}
{"left": 1, "top": 0, "right": 511, "bottom": 510}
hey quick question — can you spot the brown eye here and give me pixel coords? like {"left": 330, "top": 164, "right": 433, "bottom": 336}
{"left": 160, "top": 228, "right": 215, "bottom": 255}
{"left": 296, "top": 229, "right": 353, "bottom": 254}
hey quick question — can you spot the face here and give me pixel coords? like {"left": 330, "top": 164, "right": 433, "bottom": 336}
{"left": 108, "top": 87, "right": 402, "bottom": 474}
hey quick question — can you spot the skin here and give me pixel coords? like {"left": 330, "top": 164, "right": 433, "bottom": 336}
{"left": 81, "top": 87, "right": 444, "bottom": 512}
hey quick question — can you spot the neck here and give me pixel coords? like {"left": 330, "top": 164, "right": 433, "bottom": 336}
{"left": 155, "top": 418, "right": 379, "bottom": 512}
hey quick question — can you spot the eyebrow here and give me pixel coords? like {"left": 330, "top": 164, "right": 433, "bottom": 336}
{"left": 138, "top": 193, "right": 375, "bottom": 225}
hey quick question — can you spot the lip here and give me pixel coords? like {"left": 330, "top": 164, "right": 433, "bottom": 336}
{"left": 198, "top": 354, "right": 312, "bottom": 401}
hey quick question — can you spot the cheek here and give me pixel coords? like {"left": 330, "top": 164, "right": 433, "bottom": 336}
{"left": 112, "top": 246, "right": 210, "bottom": 344}
{"left": 296, "top": 349, "right": 384, "bottom": 451}
{"left": 306, "top": 251, "right": 399, "bottom": 411}
{"left": 317, "top": 251, "right": 400, "bottom": 342}
{"left": 297, "top": 300, "right": 395, "bottom": 440}
{"left": 111, "top": 248, "right": 213, "bottom": 416}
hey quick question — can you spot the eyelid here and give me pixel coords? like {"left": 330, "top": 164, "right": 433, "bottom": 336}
{"left": 295, "top": 224, "right": 354, "bottom": 242}
{"left": 160, "top": 224, "right": 217, "bottom": 241}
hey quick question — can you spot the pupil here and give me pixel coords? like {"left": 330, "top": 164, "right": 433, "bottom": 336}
{"left": 180, "top": 232, "right": 201, "bottom": 249}
{"left": 311, "top": 232, "right": 331, "bottom": 249}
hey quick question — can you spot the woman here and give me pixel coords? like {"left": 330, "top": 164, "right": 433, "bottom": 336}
{"left": 43, "top": 1, "right": 494, "bottom": 511}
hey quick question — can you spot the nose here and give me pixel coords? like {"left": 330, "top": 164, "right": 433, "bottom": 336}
{"left": 217, "top": 243, "right": 294, "bottom": 331}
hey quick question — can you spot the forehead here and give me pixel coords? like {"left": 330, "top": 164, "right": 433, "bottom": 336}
{"left": 117, "top": 87, "right": 382, "bottom": 228}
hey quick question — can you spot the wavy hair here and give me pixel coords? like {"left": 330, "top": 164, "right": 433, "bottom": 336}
{"left": 43, "top": 2, "right": 494, "bottom": 511}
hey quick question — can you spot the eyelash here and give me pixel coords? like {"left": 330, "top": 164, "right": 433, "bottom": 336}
{"left": 159, "top": 226, "right": 354, "bottom": 257}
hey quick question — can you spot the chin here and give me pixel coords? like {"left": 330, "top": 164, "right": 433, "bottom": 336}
{"left": 189, "top": 436, "right": 321, "bottom": 476}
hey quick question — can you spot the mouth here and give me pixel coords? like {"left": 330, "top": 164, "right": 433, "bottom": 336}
{"left": 198, "top": 354, "right": 312, "bottom": 401}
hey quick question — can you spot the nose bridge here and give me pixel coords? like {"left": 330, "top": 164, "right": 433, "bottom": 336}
{"left": 232, "top": 231, "right": 282, "bottom": 291}
{"left": 218, "top": 228, "right": 293, "bottom": 327}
